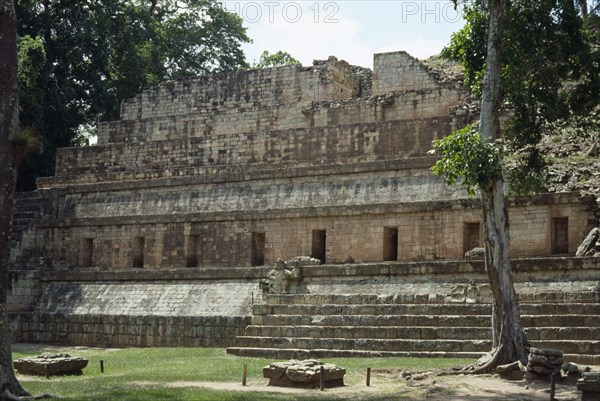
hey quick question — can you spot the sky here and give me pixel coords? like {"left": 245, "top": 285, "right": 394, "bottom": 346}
{"left": 220, "top": 1, "right": 466, "bottom": 69}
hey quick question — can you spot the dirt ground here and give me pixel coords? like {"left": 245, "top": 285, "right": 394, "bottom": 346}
{"left": 14, "top": 344, "right": 587, "bottom": 400}
{"left": 162, "top": 371, "right": 585, "bottom": 400}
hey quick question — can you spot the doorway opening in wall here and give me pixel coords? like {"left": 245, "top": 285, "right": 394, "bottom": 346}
{"left": 133, "top": 237, "right": 145, "bottom": 268}
{"left": 552, "top": 217, "right": 569, "bottom": 254}
{"left": 82, "top": 238, "right": 93, "bottom": 267}
{"left": 311, "top": 230, "right": 327, "bottom": 263}
{"left": 186, "top": 235, "right": 199, "bottom": 267}
{"left": 463, "top": 222, "right": 481, "bottom": 255}
{"left": 251, "top": 232, "right": 266, "bottom": 266}
{"left": 383, "top": 227, "right": 398, "bottom": 261}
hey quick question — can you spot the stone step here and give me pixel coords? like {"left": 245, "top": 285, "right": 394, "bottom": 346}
{"left": 226, "top": 347, "right": 484, "bottom": 360}
{"left": 13, "top": 211, "right": 37, "bottom": 220}
{"left": 253, "top": 303, "right": 600, "bottom": 316}
{"left": 233, "top": 336, "right": 491, "bottom": 353}
{"left": 251, "top": 313, "right": 600, "bottom": 328}
{"left": 524, "top": 315, "right": 600, "bottom": 328}
{"left": 253, "top": 303, "right": 493, "bottom": 316}
{"left": 227, "top": 347, "right": 600, "bottom": 365}
{"left": 533, "top": 340, "right": 600, "bottom": 355}
{"left": 244, "top": 325, "right": 492, "bottom": 340}
{"left": 563, "top": 354, "right": 600, "bottom": 366}
{"left": 266, "top": 294, "right": 435, "bottom": 306}
{"left": 521, "top": 304, "right": 600, "bottom": 315}
{"left": 252, "top": 313, "right": 491, "bottom": 327}
{"left": 266, "top": 294, "right": 600, "bottom": 308}
{"left": 525, "top": 327, "right": 600, "bottom": 341}
{"left": 245, "top": 325, "right": 600, "bottom": 342}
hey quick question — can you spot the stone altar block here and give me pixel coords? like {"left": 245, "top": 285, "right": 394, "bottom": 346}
{"left": 263, "top": 359, "right": 346, "bottom": 388}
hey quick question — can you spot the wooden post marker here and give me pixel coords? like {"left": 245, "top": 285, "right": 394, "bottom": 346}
{"left": 100, "top": 360, "right": 104, "bottom": 374}
{"left": 242, "top": 363, "right": 248, "bottom": 386}
{"left": 320, "top": 365, "right": 325, "bottom": 391}
{"left": 366, "top": 367, "right": 371, "bottom": 386}
{"left": 550, "top": 372, "right": 556, "bottom": 401}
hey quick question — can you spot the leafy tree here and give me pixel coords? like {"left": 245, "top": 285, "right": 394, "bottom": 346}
{"left": 0, "top": 0, "right": 30, "bottom": 398}
{"left": 252, "top": 50, "right": 301, "bottom": 69}
{"left": 15, "top": 0, "right": 250, "bottom": 190}
{"left": 434, "top": 0, "right": 529, "bottom": 373}
{"left": 443, "top": 0, "right": 600, "bottom": 195}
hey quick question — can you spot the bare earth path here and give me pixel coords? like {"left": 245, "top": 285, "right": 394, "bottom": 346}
{"left": 158, "top": 372, "right": 583, "bottom": 400}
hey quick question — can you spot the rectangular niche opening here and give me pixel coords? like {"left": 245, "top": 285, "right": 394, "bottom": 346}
{"left": 251, "top": 232, "right": 266, "bottom": 266}
{"left": 133, "top": 237, "right": 145, "bottom": 268}
{"left": 383, "top": 227, "right": 398, "bottom": 261}
{"left": 82, "top": 238, "right": 93, "bottom": 267}
{"left": 552, "top": 217, "right": 569, "bottom": 255}
{"left": 186, "top": 235, "right": 199, "bottom": 267}
{"left": 463, "top": 222, "right": 481, "bottom": 255}
{"left": 311, "top": 230, "right": 327, "bottom": 263}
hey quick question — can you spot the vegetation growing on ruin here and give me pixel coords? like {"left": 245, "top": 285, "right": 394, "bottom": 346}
{"left": 442, "top": 1, "right": 600, "bottom": 196}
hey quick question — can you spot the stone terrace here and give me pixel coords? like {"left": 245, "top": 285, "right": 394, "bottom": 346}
{"left": 8, "top": 50, "right": 600, "bottom": 356}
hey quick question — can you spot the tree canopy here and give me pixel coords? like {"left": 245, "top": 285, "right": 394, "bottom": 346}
{"left": 442, "top": 0, "right": 600, "bottom": 194}
{"left": 15, "top": 0, "right": 250, "bottom": 190}
{"left": 252, "top": 50, "right": 301, "bottom": 69}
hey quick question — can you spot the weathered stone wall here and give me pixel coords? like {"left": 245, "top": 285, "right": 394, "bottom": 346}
{"left": 99, "top": 57, "right": 374, "bottom": 144}
{"left": 9, "top": 258, "right": 600, "bottom": 348}
{"left": 32, "top": 188, "right": 595, "bottom": 269}
{"left": 11, "top": 313, "right": 251, "bottom": 347}
{"left": 373, "top": 51, "right": 446, "bottom": 95}
{"left": 9, "top": 269, "right": 260, "bottom": 347}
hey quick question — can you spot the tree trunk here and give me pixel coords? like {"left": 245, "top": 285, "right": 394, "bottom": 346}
{"left": 579, "top": 0, "right": 588, "bottom": 17}
{"left": 476, "top": 181, "right": 529, "bottom": 371}
{"left": 0, "top": 0, "right": 30, "bottom": 398}
{"left": 473, "top": 0, "right": 530, "bottom": 373}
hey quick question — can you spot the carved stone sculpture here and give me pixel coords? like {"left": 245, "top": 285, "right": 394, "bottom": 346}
{"left": 262, "top": 258, "right": 302, "bottom": 294}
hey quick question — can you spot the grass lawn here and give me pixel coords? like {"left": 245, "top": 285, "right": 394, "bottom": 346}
{"left": 14, "top": 345, "right": 474, "bottom": 401}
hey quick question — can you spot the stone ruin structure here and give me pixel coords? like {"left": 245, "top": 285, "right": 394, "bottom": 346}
{"left": 8, "top": 51, "right": 600, "bottom": 364}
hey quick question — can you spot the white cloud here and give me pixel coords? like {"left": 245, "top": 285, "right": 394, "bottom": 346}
{"left": 242, "top": 6, "right": 374, "bottom": 68}
{"left": 223, "top": 1, "right": 463, "bottom": 70}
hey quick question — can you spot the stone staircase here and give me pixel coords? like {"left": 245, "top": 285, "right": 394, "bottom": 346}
{"left": 12, "top": 191, "right": 44, "bottom": 242}
{"left": 227, "top": 293, "right": 600, "bottom": 365}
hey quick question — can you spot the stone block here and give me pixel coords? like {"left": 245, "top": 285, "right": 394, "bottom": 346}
{"left": 14, "top": 354, "right": 88, "bottom": 376}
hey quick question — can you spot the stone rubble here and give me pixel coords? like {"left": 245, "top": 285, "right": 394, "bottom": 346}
{"left": 526, "top": 347, "right": 563, "bottom": 377}
{"left": 577, "top": 371, "right": 600, "bottom": 401}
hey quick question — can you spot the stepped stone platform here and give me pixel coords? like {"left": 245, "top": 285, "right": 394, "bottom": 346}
{"left": 8, "top": 50, "right": 600, "bottom": 356}
{"left": 227, "top": 258, "right": 600, "bottom": 365}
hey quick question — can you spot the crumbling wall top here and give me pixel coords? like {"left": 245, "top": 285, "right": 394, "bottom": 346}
{"left": 373, "top": 51, "right": 450, "bottom": 95}
{"left": 118, "top": 56, "right": 368, "bottom": 122}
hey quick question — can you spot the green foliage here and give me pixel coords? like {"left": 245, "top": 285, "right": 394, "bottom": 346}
{"left": 11, "top": 127, "right": 41, "bottom": 164}
{"left": 15, "top": 0, "right": 250, "bottom": 190}
{"left": 504, "top": 145, "right": 548, "bottom": 196}
{"left": 442, "top": 0, "right": 600, "bottom": 195}
{"left": 431, "top": 125, "right": 503, "bottom": 196}
{"left": 252, "top": 50, "right": 301, "bottom": 69}
{"left": 17, "top": 35, "right": 45, "bottom": 88}
{"left": 441, "top": 8, "right": 487, "bottom": 97}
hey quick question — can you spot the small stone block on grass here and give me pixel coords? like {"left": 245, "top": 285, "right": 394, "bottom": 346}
{"left": 263, "top": 359, "right": 346, "bottom": 388}
{"left": 14, "top": 354, "right": 88, "bottom": 376}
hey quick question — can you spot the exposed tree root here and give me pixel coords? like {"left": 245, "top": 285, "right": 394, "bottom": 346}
{"left": 0, "top": 390, "right": 53, "bottom": 401}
